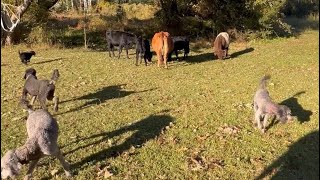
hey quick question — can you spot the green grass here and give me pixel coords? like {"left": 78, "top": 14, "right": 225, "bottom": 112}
{"left": 1, "top": 29, "right": 319, "bottom": 179}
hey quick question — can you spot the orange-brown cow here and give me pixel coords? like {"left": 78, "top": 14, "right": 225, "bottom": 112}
{"left": 151, "top": 31, "right": 174, "bottom": 68}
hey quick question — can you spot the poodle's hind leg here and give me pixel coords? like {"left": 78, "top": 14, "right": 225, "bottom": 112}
{"left": 55, "top": 149, "right": 72, "bottom": 177}
{"left": 24, "top": 158, "right": 41, "bottom": 180}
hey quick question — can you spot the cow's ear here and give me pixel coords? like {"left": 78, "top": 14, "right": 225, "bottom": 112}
{"left": 163, "top": 32, "right": 170, "bottom": 37}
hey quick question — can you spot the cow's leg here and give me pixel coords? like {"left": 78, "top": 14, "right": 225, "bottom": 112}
{"left": 135, "top": 50, "right": 139, "bottom": 66}
{"left": 157, "top": 52, "right": 162, "bottom": 68}
{"left": 111, "top": 45, "right": 115, "bottom": 57}
{"left": 183, "top": 48, "right": 187, "bottom": 59}
{"left": 107, "top": 44, "right": 112, "bottom": 57}
{"left": 125, "top": 45, "right": 130, "bottom": 59}
{"left": 226, "top": 47, "right": 229, "bottom": 57}
{"left": 175, "top": 50, "right": 179, "bottom": 60}
{"left": 164, "top": 53, "right": 168, "bottom": 69}
{"left": 144, "top": 56, "right": 148, "bottom": 66}
{"left": 118, "top": 44, "right": 123, "bottom": 59}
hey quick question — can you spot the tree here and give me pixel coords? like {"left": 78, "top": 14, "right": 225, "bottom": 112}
{"left": 2, "top": 0, "right": 60, "bottom": 45}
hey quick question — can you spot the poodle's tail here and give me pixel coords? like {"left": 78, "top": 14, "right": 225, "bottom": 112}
{"left": 20, "top": 99, "right": 33, "bottom": 114}
{"left": 258, "top": 75, "right": 271, "bottom": 90}
{"left": 50, "top": 69, "right": 60, "bottom": 84}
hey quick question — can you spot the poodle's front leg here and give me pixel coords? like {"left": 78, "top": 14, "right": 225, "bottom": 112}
{"left": 53, "top": 97, "right": 59, "bottom": 112}
{"left": 30, "top": 96, "right": 37, "bottom": 105}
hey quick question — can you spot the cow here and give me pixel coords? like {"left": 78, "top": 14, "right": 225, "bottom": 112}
{"left": 169, "top": 36, "right": 190, "bottom": 61}
{"left": 106, "top": 30, "right": 138, "bottom": 59}
{"left": 213, "top": 32, "right": 230, "bottom": 60}
{"left": 151, "top": 31, "right": 174, "bottom": 68}
{"left": 136, "top": 37, "right": 153, "bottom": 66}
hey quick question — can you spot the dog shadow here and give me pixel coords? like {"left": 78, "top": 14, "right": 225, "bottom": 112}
{"left": 230, "top": 47, "right": 254, "bottom": 58}
{"left": 32, "top": 57, "right": 64, "bottom": 65}
{"left": 63, "top": 111, "right": 174, "bottom": 174}
{"left": 255, "top": 130, "right": 319, "bottom": 180}
{"left": 57, "top": 84, "right": 155, "bottom": 115}
{"left": 280, "top": 91, "right": 313, "bottom": 123}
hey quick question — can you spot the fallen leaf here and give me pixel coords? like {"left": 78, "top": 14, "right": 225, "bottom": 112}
{"left": 51, "top": 169, "right": 59, "bottom": 176}
{"left": 104, "top": 170, "right": 113, "bottom": 178}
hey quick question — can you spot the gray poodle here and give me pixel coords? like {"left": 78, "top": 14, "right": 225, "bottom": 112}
{"left": 253, "top": 75, "right": 293, "bottom": 133}
{"left": 21, "top": 68, "right": 60, "bottom": 112}
{"left": 1, "top": 100, "right": 71, "bottom": 180}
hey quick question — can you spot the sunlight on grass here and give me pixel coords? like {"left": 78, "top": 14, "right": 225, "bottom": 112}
{"left": 1, "top": 29, "right": 319, "bottom": 179}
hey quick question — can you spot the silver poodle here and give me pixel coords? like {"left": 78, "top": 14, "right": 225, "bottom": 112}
{"left": 253, "top": 75, "right": 293, "bottom": 133}
{"left": 1, "top": 101, "right": 71, "bottom": 179}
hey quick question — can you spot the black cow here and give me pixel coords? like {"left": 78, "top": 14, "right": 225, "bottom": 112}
{"left": 136, "top": 38, "right": 153, "bottom": 66}
{"left": 106, "top": 30, "right": 138, "bottom": 59}
{"left": 169, "top": 36, "right": 190, "bottom": 61}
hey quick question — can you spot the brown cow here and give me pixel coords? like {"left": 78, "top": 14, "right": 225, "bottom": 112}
{"left": 213, "top": 32, "right": 230, "bottom": 60}
{"left": 151, "top": 31, "right": 174, "bottom": 68}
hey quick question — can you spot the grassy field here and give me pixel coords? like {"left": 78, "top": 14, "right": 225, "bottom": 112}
{"left": 1, "top": 28, "right": 319, "bottom": 179}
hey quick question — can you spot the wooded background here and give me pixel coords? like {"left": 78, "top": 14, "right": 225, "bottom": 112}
{"left": 1, "top": 0, "right": 319, "bottom": 46}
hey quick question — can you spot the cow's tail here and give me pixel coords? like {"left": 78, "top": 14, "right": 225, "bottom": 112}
{"left": 258, "top": 75, "right": 271, "bottom": 90}
{"left": 162, "top": 32, "right": 169, "bottom": 57}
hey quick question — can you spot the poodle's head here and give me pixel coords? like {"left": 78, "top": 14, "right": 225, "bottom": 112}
{"left": 24, "top": 68, "right": 37, "bottom": 79}
{"left": 1, "top": 150, "right": 22, "bottom": 179}
{"left": 278, "top": 105, "right": 293, "bottom": 123}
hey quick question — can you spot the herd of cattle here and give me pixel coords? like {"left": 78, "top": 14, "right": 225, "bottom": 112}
{"left": 105, "top": 30, "right": 229, "bottom": 68}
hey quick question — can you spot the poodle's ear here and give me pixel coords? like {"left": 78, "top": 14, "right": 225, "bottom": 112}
{"left": 24, "top": 68, "right": 37, "bottom": 79}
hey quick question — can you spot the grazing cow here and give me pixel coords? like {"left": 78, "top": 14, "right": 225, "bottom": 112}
{"left": 169, "top": 36, "right": 190, "bottom": 61}
{"left": 213, "top": 32, "right": 230, "bottom": 60}
{"left": 151, "top": 31, "right": 174, "bottom": 68}
{"left": 106, "top": 30, "right": 138, "bottom": 59}
{"left": 136, "top": 37, "right": 153, "bottom": 66}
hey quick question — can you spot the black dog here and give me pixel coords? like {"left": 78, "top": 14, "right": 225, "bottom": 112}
{"left": 18, "top": 50, "right": 36, "bottom": 65}
{"left": 21, "top": 68, "right": 60, "bottom": 112}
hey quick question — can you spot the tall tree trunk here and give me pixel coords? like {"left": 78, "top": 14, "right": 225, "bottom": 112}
{"left": 71, "top": 0, "right": 74, "bottom": 10}
{"left": 88, "top": 0, "right": 91, "bottom": 11}
{"left": 83, "top": 0, "right": 87, "bottom": 12}
{"left": 5, "top": 0, "right": 32, "bottom": 45}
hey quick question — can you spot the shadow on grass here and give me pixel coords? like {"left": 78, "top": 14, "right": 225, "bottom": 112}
{"left": 255, "top": 130, "right": 319, "bottom": 180}
{"left": 57, "top": 84, "right": 155, "bottom": 115}
{"left": 32, "top": 57, "right": 64, "bottom": 65}
{"left": 284, "top": 17, "right": 319, "bottom": 37}
{"left": 230, "top": 47, "right": 254, "bottom": 58}
{"left": 65, "top": 111, "right": 174, "bottom": 173}
{"left": 280, "top": 91, "right": 313, "bottom": 123}
{"left": 265, "top": 91, "right": 313, "bottom": 131}
{"left": 184, "top": 52, "right": 215, "bottom": 63}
